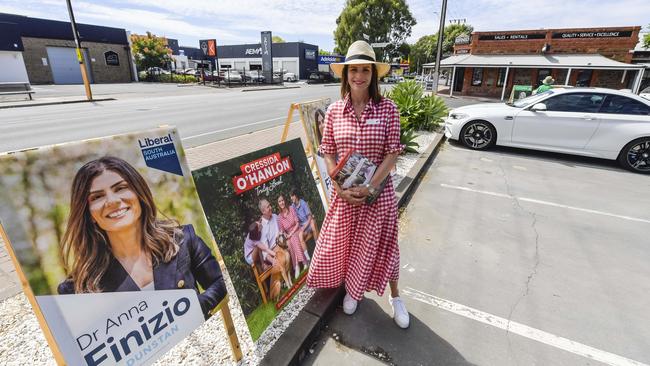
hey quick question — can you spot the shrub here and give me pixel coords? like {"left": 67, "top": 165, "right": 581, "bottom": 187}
{"left": 138, "top": 72, "right": 197, "bottom": 84}
{"left": 385, "top": 80, "right": 449, "bottom": 131}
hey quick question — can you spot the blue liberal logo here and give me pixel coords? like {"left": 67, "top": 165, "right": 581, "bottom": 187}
{"left": 139, "top": 133, "right": 183, "bottom": 176}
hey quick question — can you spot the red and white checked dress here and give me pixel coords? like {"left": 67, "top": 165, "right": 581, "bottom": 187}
{"left": 307, "top": 95, "right": 404, "bottom": 301}
{"left": 278, "top": 206, "right": 308, "bottom": 266}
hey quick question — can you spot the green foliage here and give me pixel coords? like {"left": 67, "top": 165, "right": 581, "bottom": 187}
{"left": 246, "top": 302, "right": 277, "bottom": 341}
{"left": 138, "top": 72, "right": 198, "bottom": 83}
{"left": 644, "top": 25, "right": 650, "bottom": 48}
{"left": 319, "top": 49, "right": 332, "bottom": 55}
{"left": 130, "top": 32, "right": 172, "bottom": 71}
{"left": 333, "top": 0, "right": 416, "bottom": 60}
{"left": 385, "top": 80, "right": 449, "bottom": 131}
{"left": 399, "top": 122, "right": 419, "bottom": 154}
{"left": 408, "top": 24, "right": 473, "bottom": 72}
{"left": 272, "top": 35, "right": 285, "bottom": 43}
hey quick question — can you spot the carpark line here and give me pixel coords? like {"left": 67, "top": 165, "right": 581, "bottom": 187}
{"left": 183, "top": 116, "right": 295, "bottom": 140}
{"left": 440, "top": 183, "right": 650, "bottom": 224}
{"left": 403, "top": 287, "right": 648, "bottom": 366}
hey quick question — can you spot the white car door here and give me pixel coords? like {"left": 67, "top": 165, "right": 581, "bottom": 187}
{"left": 512, "top": 92, "right": 605, "bottom": 149}
{"left": 586, "top": 94, "right": 650, "bottom": 157}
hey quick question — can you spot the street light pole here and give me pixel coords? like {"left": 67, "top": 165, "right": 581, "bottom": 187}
{"left": 66, "top": 0, "right": 93, "bottom": 101}
{"left": 432, "top": 0, "right": 448, "bottom": 95}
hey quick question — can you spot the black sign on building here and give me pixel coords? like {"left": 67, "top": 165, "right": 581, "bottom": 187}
{"left": 104, "top": 51, "right": 119, "bottom": 66}
{"left": 261, "top": 31, "right": 273, "bottom": 83}
{"left": 478, "top": 33, "right": 546, "bottom": 41}
{"left": 552, "top": 31, "right": 633, "bottom": 39}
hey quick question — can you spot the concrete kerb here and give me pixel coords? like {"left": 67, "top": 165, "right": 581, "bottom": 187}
{"left": 261, "top": 132, "right": 447, "bottom": 366}
{"left": 0, "top": 98, "right": 116, "bottom": 109}
{"left": 241, "top": 86, "right": 301, "bottom": 92}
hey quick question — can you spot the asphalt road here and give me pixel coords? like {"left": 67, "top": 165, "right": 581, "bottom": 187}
{"left": 305, "top": 141, "right": 650, "bottom": 366}
{"left": 0, "top": 83, "right": 479, "bottom": 153}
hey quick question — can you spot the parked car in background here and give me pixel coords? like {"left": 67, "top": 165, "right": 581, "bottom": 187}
{"left": 220, "top": 69, "right": 243, "bottom": 83}
{"left": 181, "top": 68, "right": 196, "bottom": 75}
{"left": 283, "top": 72, "right": 297, "bottom": 82}
{"left": 640, "top": 86, "right": 650, "bottom": 101}
{"left": 146, "top": 67, "right": 170, "bottom": 75}
{"left": 244, "top": 70, "right": 266, "bottom": 83}
{"left": 307, "top": 71, "right": 336, "bottom": 84}
{"left": 444, "top": 87, "right": 650, "bottom": 173}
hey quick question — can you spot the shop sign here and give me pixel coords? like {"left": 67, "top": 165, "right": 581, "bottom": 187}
{"left": 305, "top": 49, "right": 316, "bottom": 60}
{"left": 455, "top": 34, "right": 471, "bottom": 45}
{"left": 199, "top": 39, "right": 217, "bottom": 57}
{"left": 552, "top": 31, "right": 633, "bottom": 39}
{"left": 261, "top": 31, "right": 273, "bottom": 81}
{"left": 104, "top": 51, "right": 119, "bottom": 66}
{"left": 318, "top": 55, "right": 343, "bottom": 64}
{"left": 246, "top": 48, "right": 262, "bottom": 55}
{"left": 479, "top": 33, "right": 545, "bottom": 41}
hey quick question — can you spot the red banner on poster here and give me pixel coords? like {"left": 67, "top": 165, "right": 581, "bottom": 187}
{"left": 232, "top": 152, "right": 293, "bottom": 194}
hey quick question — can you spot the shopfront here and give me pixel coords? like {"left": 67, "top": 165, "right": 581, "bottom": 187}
{"left": 214, "top": 42, "right": 318, "bottom": 79}
{"left": 424, "top": 26, "right": 646, "bottom": 99}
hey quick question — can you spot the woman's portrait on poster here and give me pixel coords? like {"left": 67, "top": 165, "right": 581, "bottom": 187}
{"left": 57, "top": 156, "right": 226, "bottom": 319}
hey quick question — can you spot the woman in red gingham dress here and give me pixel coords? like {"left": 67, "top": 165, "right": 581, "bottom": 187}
{"left": 277, "top": 194, "right": 308, "bottom": 279}
{"left": 307, "top": 40, "right": 410, "bottom": 329}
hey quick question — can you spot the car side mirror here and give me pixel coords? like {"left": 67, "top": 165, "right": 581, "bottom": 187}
{"left": 531, "top": 103, "right": 547, "bottom": 112}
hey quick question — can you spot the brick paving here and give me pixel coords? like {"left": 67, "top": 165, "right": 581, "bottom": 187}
{"left": 0, "top": 120, "right": 308, "bottom": 301}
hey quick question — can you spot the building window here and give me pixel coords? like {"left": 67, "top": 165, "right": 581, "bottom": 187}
{"left": 472, "top": 68, "right": 483, "bottom": 86}
{"left": 497, "top": 68, "right": 507, "bottom": 87}
{"left": 576, "top": 70, "right": 593, "bottom": 87}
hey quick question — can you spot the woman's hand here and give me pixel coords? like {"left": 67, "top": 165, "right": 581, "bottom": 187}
{"left": 339, "top": 186, "right": 368, "bottom": 206}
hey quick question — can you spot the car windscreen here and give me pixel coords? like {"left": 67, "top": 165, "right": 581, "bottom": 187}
{"left": 512, "top": 90, "right": 555, "bottom": 108}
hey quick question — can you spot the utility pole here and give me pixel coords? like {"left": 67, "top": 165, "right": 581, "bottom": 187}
{"left": 66, "top": 0, "right": 93, "bottom": 101}
{"left": 432, "top": 0, "right": 448, "bottom": 95}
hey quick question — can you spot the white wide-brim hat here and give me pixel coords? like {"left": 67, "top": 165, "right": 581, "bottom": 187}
{"left": 330, "top": 40, "right": 391, "bottom": 78}
{"left": 543, "top": 76, "right": 555, "bottom": 85}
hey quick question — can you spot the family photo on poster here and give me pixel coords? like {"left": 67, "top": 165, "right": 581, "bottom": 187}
{"left": 192, "top": 139, "right": 324, "bottom": 341}
{"left": 0, "top": 128, "right": 226, "bottom": 366}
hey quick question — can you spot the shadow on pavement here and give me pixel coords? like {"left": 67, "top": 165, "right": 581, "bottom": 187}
{"left": 306, "top": 299, "right": 476, "bottom": 366}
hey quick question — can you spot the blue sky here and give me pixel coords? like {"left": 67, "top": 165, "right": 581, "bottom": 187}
{"left": 1, "top": 0, "right": 649, "bottom": 53}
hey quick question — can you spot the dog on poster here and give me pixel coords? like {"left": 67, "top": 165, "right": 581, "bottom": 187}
{"left": 269, "top": 233, "right": 292, "bottom": 301}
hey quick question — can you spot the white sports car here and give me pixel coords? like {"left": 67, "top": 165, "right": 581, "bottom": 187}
{"left": 444, "top": 87, "right": 650, "bottom": 173}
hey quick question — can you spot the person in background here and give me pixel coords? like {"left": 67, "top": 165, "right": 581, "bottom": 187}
{"left": 289, "top": 189, "right": 317, "bottom": 262}
{"left": 535, "top": 76, "right": 555, "bottom": 94}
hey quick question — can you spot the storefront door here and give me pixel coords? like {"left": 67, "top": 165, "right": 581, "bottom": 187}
{"left": 453, "top": 67, "right": 464, "bottom": 92}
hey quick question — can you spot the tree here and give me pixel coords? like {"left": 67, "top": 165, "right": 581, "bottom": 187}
{"left": 333, "top": 0, "right": 416, "bottom": 61}
{"left": 643, "top": 24, "right": 650, "bottom": 48}
{"left": 130, "top": 32, "right": 171, "bottom": 71}
{"left": 319, "top": 49, "right": 332, "bottom": 55}
{"left": 408, "top": 24, "right": 473, "bottom": 73}
{"left": 272, "top": 35, "right": 285, "bottom": 43}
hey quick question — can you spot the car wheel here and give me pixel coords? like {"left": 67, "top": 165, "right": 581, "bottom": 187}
{"left": 460, "top": 121, "right": 496, "bottom": 150}
{"left": 618, "top": 137, "right": 650, "bottom": 174}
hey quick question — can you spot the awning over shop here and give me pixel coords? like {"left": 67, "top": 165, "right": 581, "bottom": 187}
{"left": 423, "top": 53, "right": 645, "bottom": 70}
{"left": 423, "top": 53, "right": 646, "bottom": 98}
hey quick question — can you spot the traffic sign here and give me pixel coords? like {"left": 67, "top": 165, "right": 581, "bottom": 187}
{"left": 371, "top": 42, "right": 389, "bottom": 48}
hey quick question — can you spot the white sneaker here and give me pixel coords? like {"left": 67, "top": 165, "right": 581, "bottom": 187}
{"left": 342, "top": 293, "right": 358, "bottom": 315}
{"left": 389, "top": 296, "right": 410, "bottom": 329}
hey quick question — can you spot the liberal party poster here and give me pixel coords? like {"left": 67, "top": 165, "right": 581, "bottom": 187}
{"left": 0, "top": 127, "right": 227, "bottom": 366}
{"left": 192, "top": 139, "right": 324, "bottom": 341}
{"left": 297, "top": 99, "right": 334, "bottom": 202}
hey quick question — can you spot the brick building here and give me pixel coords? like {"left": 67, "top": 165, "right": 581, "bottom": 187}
{"left": 0, "top": 13, "right": 134, "bottom": 85}
{"left": 424, "top": 26, "right": 647, "bottom": 99}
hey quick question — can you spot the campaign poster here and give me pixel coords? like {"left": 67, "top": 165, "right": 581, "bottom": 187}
{"left": 0, "top": 127, "right": 227, "bottom": 366}
{"left": 298, "top": 99, "right": 334, "bottom": 202}
{"left": 192, "top": 139, "right": 325, "bottom": 341}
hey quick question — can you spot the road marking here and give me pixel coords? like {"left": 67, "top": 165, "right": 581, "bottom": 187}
{"left": 182, "top": 116, "right": 295, "bottom": 140}
{"left": 403, "top": 287, "right": 648, "bottom": 366}
{"left": 440, "top": 183, "right": 650, "bottom": 224}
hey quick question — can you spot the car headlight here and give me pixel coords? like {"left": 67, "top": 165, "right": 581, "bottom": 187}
{"left": 449, "top": 112, "right": 469, "bottom": 120}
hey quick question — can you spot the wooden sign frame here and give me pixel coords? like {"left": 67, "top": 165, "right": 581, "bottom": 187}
{"left": 280, "top": 100, "right": 332, "bottom": 207}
